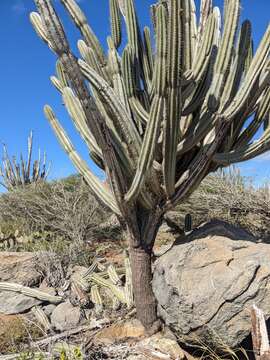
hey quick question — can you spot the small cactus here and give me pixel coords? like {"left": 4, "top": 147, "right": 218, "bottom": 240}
{"left": 184, "top": 214, "right": 193, "bottom": 232}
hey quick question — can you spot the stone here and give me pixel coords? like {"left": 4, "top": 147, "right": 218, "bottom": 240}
{"left": 51, "top": 301, "right": 82, "bottom": 331}
{"left": 39, "top": 282, "right": 57, "bottom": 296}
{"left": 94, "top": 319, "right": 146, "bottom": 344}
{"left": 138, "top": 333, "right": 185, "bottom": 360}
{"left": 42, "top": 304, "right": 57, "bottom": 316}
{"left": 0, "top": 291, "right": 41, "bottom": 315}
{"left": 0, "top": 252, "right": 41, "bottom": 286}
{"left": 153, "top": 220, "right": 270, "bottom": 349}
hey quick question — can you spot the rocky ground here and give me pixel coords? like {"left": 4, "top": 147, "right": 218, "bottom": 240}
{"left": 0, "top": 219, "right": 269, "bottom": 359}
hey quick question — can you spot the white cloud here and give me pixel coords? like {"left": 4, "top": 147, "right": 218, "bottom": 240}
{"left": 12, "top": 0, "right": 26, "bottom": 14}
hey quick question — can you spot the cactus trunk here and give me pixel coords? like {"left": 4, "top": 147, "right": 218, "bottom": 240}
{"left": 127, "top": 213, "right": 162, "bottom": 330}
{"left": 130, "top": 246, "right": 157, "bottom": 330}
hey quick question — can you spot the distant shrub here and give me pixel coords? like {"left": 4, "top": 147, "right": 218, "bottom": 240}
{"left": 177, "top": 167, "right": 270, "bottom": 241}
{"left": 0, "top": 175, "right": 109, "bottom": 243}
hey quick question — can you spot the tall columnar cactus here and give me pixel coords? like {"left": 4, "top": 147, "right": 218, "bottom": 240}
{"left": 31, "top": 0, "right": 270, "bottom": 331}
{"left": 0, "top": 131, "right": 50, "bottom": 190}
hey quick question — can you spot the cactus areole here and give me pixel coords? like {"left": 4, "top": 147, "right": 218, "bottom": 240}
{"left": 31, "top": 0, "right": 270, "bottom": 331}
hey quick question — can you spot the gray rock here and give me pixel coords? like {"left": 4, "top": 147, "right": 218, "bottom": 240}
{"left": 0, "top": 252, "right": 41, "bottom": 286}
{"left": 153, "top": 220, "right": 270, "bottom": 349}
{"left": 51, "top": 301, "right": 82, "bottom": 331}
{"left": 42, "top": 304, "right": 57, "bottom": 316}
{"left": 0, "top": 291, "right": 41, "bottom": 315}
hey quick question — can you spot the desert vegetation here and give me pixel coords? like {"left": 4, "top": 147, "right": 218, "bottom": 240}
{"left": 0, "top": 0, "right": 269, "bottom": 358}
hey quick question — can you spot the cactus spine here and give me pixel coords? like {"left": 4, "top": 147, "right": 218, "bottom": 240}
{"left": 31, "top": 0, "right": 270, "bottom": 330}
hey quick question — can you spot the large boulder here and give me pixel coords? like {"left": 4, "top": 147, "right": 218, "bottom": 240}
{"left": 0, "top": 252, "right": 41, "bottom": 286}
{"left": 153, "top": 220, "right": 270, "bottom": 349}
{"left": 0, "top": 291, "right": 42, "bottom": 315}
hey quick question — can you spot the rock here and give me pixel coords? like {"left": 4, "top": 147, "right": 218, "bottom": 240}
{"left": 0, "top": 252, "right": 41, "bottom": 286}
{"left": 138, "top": 333, "right": 185, "bottom": 360}
{"left": 42, "top": 304, "right": 57, "bottom": 316}
{"left": 51, "top": 301, "right": 82, "bottom": 331}
{"left": 153, "top": 220, "right": 270, "bottom": 349}
{"left": 0, "top": 291, "right": 42, "bottom": 315}
{"left": 94, "top": 319, "right": 146, "bottom": 344}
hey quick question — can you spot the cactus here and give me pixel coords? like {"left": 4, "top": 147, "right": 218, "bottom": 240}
{"left": 0, "top": 131, "right": 50, "bottom": 191}
{"left": 90, "top": 285, "right": 103, "bottom": 314}
{"left": 0, "top": 282, "right": 63, "bottom": 303}
{"left": 184, "top": 214, "right": 192, "bottom": 232}
{"left": 31, "top": 0, "right": 270, "bottom": 330}
{"left": 32, "top": 306, "right": 51, "bottom": 332}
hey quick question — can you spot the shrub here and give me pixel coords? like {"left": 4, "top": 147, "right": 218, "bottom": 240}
{"left": 0, "top": 175, "right": 109, "bottom": 243}
{"left": 178, "top": 168, "right": 270, "bottom": 241}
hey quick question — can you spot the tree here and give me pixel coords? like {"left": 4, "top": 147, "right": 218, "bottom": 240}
{"left": 30, "top": 0, "right": 270, "bottom": 332}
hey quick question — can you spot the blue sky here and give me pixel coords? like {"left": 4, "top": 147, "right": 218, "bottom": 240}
{"left": 0, "top": 0, "right": 269, "bottom": 185}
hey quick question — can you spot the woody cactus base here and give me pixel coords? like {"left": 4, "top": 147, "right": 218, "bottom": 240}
{"left": 31, "top": 0, "right": 270, "bottom": 330}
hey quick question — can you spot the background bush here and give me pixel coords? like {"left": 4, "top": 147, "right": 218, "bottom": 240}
{"left": 0, "top": 175, "right": 109, "bottom": 244}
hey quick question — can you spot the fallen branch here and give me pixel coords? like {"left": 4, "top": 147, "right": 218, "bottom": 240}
{"left": 31, "top": 319, "right": 110, "bottom": 347}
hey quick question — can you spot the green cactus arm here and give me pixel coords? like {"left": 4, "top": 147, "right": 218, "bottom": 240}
{"left": 124, "top": 0, "right": 150, "bottom": 93}
{"left": 50, "top": 75, "right": 64, "bottom": 93}
{"left": 110, "top": 0, "right": 122, "bottom": 49}
{"left": 78, "top": 40, "right": 111, "bottom": 84}
{"left": 224, "top": 76, "right": 270, "bottom": 151}
{"left": 224, "top": 24, "right": 270, "bottom": 120}
{"left": 163, "top": 0, "right": 182, "bottom": 197}
{"left": 62, "top": 87, "right": 103, "bottom": 160}
{"left": 220, "top": 20, "right": 252, "bottom": 110}
{"left": 182, "top": 8, "right": 220, "bottom": 116}
{"left": 61, "top": 0, "right": 106, "bottom": 67}
{"left": 203, "top": 0, "right": 240, "bottom": 113}
{"left": 182, "top": 0, "right": 196, "bottom": 71}
{"left": 143, "top": 27, "right": 154, "bottom": 79}
{"left": 117, "top": 0, "right": 126, "bottom": 18}
{"left": 122, "top": 46, "right": 149, "bottom": 127}
{"left": 78, "top": 59, "right": 142, "bottom": 156}
{"left": 107, "top": 37, "right": 130, "bottom": 113}
{"left": 44, "top": 105, "right": 120, "bottom": 215}
{"left": 213, "top": 130, "right": 270, "bottom": 165}
{"left": 29, "top": 12, "right": 53, "bottom": 50}
{"left": 198, "top": 0, "right": 212, "bottom": 42}
{"left": 234, "top": 87, "right": 270, "bottom": 148}
{"left": 56, "top": 60, "right": 69, "bottom": 88}
{"left": 124, "top": 5, "right": 167, "bottom": 203}
{"left": 191, "top": 10, "right": 219, "bottom": 85}
{"left": 125, "top": 0, "right": 140, "bottom": 62}
{"left": 244, "top": 38, "right": 254, "bottom": 76}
